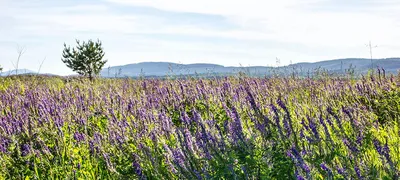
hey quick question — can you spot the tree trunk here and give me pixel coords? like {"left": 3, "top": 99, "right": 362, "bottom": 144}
{"left": 88, "top": 65, "right": 93, "bottom": 81}
{"left": 89, "top": 73, "right": 93, "bottom": 82}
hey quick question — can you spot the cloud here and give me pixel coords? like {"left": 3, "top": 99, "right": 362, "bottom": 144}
{"left": 105, "top": 0, "right": 400, "bottom": 48}
{"left": 302, "top": 0, "right": 400, "bottom": 12}
{"left": 105, "top": 0, "right": 311, "bottom": 17}
{"left": 0, "top": 0, "right": 399, "bottom": 75}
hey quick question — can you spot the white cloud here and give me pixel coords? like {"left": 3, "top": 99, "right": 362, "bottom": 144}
{"left": 105, "top": 0, "right": 318, "bottom": 17}
{"left": 1, "top": 0, "right": 399, "bottom": 75}
{"left": 104, "top": 0, "right": 400, "bottom": 45}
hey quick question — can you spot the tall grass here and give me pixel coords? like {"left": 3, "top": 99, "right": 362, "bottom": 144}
{"left": 0, "top": 71, "right": 399, "bottom": 179}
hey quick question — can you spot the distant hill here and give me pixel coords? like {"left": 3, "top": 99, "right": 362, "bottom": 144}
{"left": 101, "top": 62, "right": 241, "bottom": 77}
{"left": 3, "top": 58, "right": 399, "bottom": 78}
{"left": 101, "top": 58, "right": 400, "bottom": 77}
{"left": 0, "top": 69, "right": 60, "bottom": 77}
{"left": 0, "top": 69, "right": 36, "bottom": 76}
{"left": 288, "top": 58, "right": 400, "bottom": 74}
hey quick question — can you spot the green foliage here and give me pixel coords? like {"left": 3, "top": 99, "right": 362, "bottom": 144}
{"left": 365, "top": 87, "right": 400, "bottom": 124}
{"left": 62, "top": 39, "right": 107, "bottom": 81}
{"left": 1, "top": 72, "right": 400, "bottom": 179}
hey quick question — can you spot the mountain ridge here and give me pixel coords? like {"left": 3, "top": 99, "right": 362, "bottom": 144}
{"left": 2, "top": 58, "right": 399, "bottom": 77}
{"left": 102, "top": 58, "right": 400, "bottom": 77}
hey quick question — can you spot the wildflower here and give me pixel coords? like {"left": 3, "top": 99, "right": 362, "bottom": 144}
{"left": 288, "top": 146, "right": 311, "bottom": 176}
{"left": 296, "top": 175, "right": 306, "bottom": 180}
{"left": 172, "top": 148, "right": 187, "bottom": 170}
{"left": 132, "top": 155, "right": 146, "bottom": 180}
{"left": 374, "top": 139, "right": 396, "bottom": 172}
{"left": 319, "top": 115, "right": 332, "bottom": 142}
{"left": 353, "top": 129, "right": 362, "bottom": 145}
{"left": 230, "top": 106, "right": 245, "bottom": 143}
{"left": 335, "top": 166, "right": 346, "bottom": 177}
{"left": 103, "top": 153, "right": 114, "bottom": 171}
{"left": 301, "top": 163, "right": 311, "bottom": 174}
{"left": 277, "top": 98, "right": 288, "bottom": 112}
{"left": 73, "top": 132, "right": 86, "bottom": 142}
{"left": 320, "top": 162, "right": 333, "bottom": 177}
{"left": 308, "top": 117, "right": 320, "bottom": 141}
{"left": 0, "top": 137, "right": 11, "bottom": 153}
{"left": 270, "top": 104, "right": 284, "bottom": 138}
{"left": 283, "top": 117, "right": 291, "bottom": 138}
{"left": 21, "top": 144, "right": 31, "bottom": 157}
{"left": 354, "top": 165, "right": 363, "bottom": 179}
{"left": 320, "top": 163, "right": 329, "bottom": 172}
{"left": 342, "top": 138, "right": 358, "bottom": 153}
{"left": 245, "top": 87, "right": 258, "bottom": 111}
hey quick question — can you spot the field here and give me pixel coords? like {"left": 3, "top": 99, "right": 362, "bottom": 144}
{"left": 1, "top": 72, "right": 400, "bottom": 179}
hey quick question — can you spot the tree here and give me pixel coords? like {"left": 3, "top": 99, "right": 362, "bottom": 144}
{"left": 0, "top": 65, "right": 3, "bottom": 72}
{"left": 62, "top": 39, "right": 107, "bottom": 81}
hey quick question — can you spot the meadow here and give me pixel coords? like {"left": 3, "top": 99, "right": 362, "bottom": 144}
{"left": 0, "top": 71, "right": 400, "bottom": 179}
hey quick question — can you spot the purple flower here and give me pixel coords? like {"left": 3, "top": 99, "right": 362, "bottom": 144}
{"left": 73, "top": 132, "right": 86, "bottom": 142}
{"left": 356, "top": 132, "right": 363, "bottom": 146}
{"left": 270, "top": 104, "right": 284, "bottom": 138}
{"left": 180, "top": 111, "right": 191, "bottom": 125}
{"left": 283, "top": 117, "right": 291, "bottom": 138}
{"left": 270, "top": 104, "right": 279, "bottom": 115}
{"left": 277, "top": 98, "right": 288, "bottom": 112}
{"left": 308, "top": 117, "right": 320, "bottom": 141}
{"left": 320, "top": 162, "right": 333, "bottom": 177}
{"left": 336, "top": 166, "right": 346, "bottom": 177}
{"left": 103, "top": 153, "right": 114, "bottom": 170}
{"left": 374, "top": 139, "right": 396, "bottom": 171}
{"left": 115, "top": 134, "right": 125, "bottom": 144}
{"left": 132, "top": 156, "right": 146, "bottom": 179}
{"left": 159, "top": 112, "right": 171, "bottom": 133}
{"left": 325, "top": 117, "right": 333, "bottom": 128}
{"left": 320, "top": 163, "right": 329, "bottom": 171}
{"left": 327, "top": 107, "right": 344, "bottom": 130}
{"left": 214, "top": 123, "right": 226, "bottom": 151}
{"left": 93, "top": 132, "right": 103, "bottom": 143}
{"left": 21, "top": 144, "right": 31, "bottom": 156}
{"left": 172, "top": 148, "right": 187, "bottom": 170}
{"left": 383, "top": 143, "right": 390, "bottom": 155}
{"left": 354, "top": 165, "right": 362, "bottom": 179}
{"left": 286, "top": 150, "right": 295, "bottom": 160}
{"left": 319, "top": 115, "right": 333, "bottom": 142}
{"left": 230, "top": 106, "right": 245, "bottom": 143}
{"left": 0, "top": 137, "right": 11, "bottom": 153}
{"left": 192, "top": 109, "right": 203, "bottom": 124}
{"left": 182, "top": 128, "right": 194, "bottom": 152}
{"left": 246, "top": 87, "right": 258, "bottom": 111}
{"left": 301, "top": 118, "right": 309, "bottom": 131}
{"left": 288, "top": 146, "right": 311, "bottom": 176}
{"left": 296, "top": 175, "right": 306, "bottom": 180}
{"left": 343, "top": 138, "right": 358, "bottom": 153}
{"left": 248, "top": 112, "right": 267, "bottom": 136}
{"left": 301, "top": 163, "right": 311, "bottom": 174}
{"left": 89, "top": 140, "right": 96, "bottom": 155}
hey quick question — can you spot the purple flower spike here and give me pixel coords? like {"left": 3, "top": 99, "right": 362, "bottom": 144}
{"left": 296, "top": 175, "right": 306, "bottom": 180}
{"left": 73, "top": 132, "right": 86, "bottom": 142}
{"left": 21, "top": 144, "right": 31, "bottom": 157}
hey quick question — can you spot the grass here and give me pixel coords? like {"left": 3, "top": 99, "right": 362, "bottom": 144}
{"left": 0, "top": 71, "right": 399, "bottom": 179}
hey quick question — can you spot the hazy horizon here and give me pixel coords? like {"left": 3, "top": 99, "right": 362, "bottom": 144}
{"left": 1, "top": 0, "right": 400, "bottom": 75}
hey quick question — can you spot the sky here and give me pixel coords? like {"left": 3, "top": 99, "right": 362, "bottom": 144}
{"left": 0, "top": 0, "right": 400, "bottom": 75}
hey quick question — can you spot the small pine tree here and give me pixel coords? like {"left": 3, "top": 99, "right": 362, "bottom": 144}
{"left": 0, "top": 65, "right": 3, "bottom": 72}
{"left": 62, "top": 39, "right": 107, "bottom": 81}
